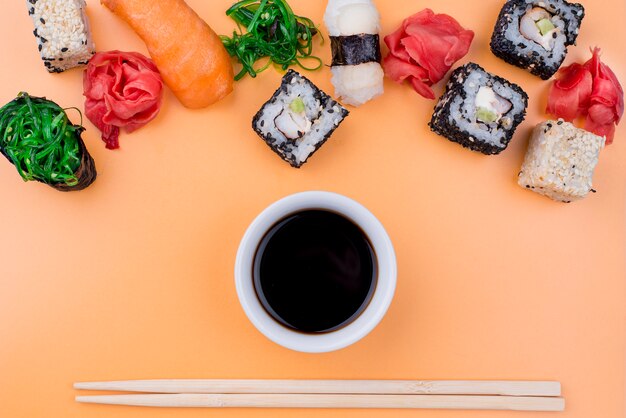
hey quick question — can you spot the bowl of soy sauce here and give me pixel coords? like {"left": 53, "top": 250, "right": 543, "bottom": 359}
{"left": 235, "top": 191, "right": 396, "bottom": 353}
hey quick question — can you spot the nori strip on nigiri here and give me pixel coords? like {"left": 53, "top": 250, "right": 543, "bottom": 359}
{"left": 330, "top": 34, "right": 381, "bottom": 66}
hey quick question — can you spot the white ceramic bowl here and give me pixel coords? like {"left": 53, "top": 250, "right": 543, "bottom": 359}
{"left": 234, "top": 191, "right": 396, "bottom": 353}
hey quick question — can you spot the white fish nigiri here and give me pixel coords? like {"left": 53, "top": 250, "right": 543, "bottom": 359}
{"left": 324, "top": 0, "right": 384, "bottom": 107}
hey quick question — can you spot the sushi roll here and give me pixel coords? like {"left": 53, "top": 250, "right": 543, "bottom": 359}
{"left": 252, "top": 70, "right": 349, "bottom": 168}
{"left": 27, "top": 0, "right": 96, "bottom": 73}
{"left": 518, "top": 120, "right": 604, "bottom": 202}
{"left": 429, "top": 63, "right": 528, "bottom": 155}
{"left": 0, "top": 92, "right": 97, "bottom": 192}
{"left": 490, "top": 0, "right": 584, "bottom": 80}
{"left": 324, "top": 0, "right": 384, "bottom": 106}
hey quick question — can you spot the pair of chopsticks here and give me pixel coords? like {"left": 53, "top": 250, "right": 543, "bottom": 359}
{"left": 75, "top": 379, "right": 565, "bottom": 411}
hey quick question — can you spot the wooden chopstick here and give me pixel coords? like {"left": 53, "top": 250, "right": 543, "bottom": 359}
{"left": 74, "top": 379, "right": 561, "bottom": 396}
{"left": 75, "top": 393, "right": 565, "bottom": 411}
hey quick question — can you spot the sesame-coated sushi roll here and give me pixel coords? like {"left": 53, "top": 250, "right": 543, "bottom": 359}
{"left": 27, "top": 0, "right": 96, "bottom": 73}
{"left": 429, "top": 63, "right": 528, "bottom": 155}
{"left": 252, "top": 70, "right": 349, "bottom": 168}
{"left": 490, "top": 0, "right": 584, "bottom": 80}
{"left": 518, "top": 120, "right": 604, "bottom": 202}
{"left": 324, "top": 0, "right": 384, "bottom": 106}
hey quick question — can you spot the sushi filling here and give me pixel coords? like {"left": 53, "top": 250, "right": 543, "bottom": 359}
{"left": 519, "top": 7, "right": 560, "bottom": 50}
{"left": 274, "top": 97, "right": 313, "bottom": 140}
{"left": 474, "top": 86, "right": 512, "bottom": 125}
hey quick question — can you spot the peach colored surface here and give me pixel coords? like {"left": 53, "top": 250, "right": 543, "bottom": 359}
{"left": 0, "top": 1, "right": 624, "bottom": 417}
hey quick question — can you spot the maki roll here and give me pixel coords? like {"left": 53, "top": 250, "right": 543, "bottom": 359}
{"left": 429, "top": 63, "right": 528, "bottom": 155}
{"left": 252, "top": 70, "right": 349, "bottom": 168}
{"left": 0, "top": 93, "right": 96, "bottom": 191}
{"left": 27, "top": 0, "right": 96, "bottom": 73}
{"left": 518, "top": 120, "right": 604, "bottom": 202}
{"left": 490, "top": 0, "right": 584, "bottom": 80}
{"left": 324, "top": 0, "right": 384, "bottom": 106}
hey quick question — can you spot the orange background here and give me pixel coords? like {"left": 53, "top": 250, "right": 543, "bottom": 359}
{"left": 0, "top": 0, "right": 624, "bottom": 417}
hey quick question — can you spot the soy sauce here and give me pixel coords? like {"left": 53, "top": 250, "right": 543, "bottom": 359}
{"left": 253, "top": 210, "right": 377, "bottom": 333}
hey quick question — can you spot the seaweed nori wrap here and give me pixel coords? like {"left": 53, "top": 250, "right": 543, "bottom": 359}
{"left": 0, "top": 92, "right": 97, "bottom": 191}
{"left": 330, "top": 34, "right": 382, "bottom": 66}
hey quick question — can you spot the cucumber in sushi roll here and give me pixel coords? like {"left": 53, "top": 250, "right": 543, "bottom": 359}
{"left": 0, "top": 92, "right": 96, "bottom": 191}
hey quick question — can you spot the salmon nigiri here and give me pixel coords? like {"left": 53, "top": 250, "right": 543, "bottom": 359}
{"left": 101, "top": 0, "right": 234, "bottom": 109}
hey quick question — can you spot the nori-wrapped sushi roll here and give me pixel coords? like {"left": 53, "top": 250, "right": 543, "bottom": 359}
{"left": 252, "top": 70, "right": 349, "bottom": 168}
{"left": 0, "top": 92, "right": 97, "bottom": 191}
{"left": 429, "top": 63, "right": 528, "bottom": 155}
{"left": 490, "top": 0, "right": 584, "bottom": 80}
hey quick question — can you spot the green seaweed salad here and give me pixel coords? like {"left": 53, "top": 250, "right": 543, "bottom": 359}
{"left": 220, "top": 0, "right": 323, "bottom": 80}
{"left": 0, "top": 92, "right": 96, "bottom": 191}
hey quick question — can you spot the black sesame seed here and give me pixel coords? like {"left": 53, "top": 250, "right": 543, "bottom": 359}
{"left": 38, "top": 44, "right": 42, "bottom": 51}
{"left": 29, "top": 0, "right": 37, "bottom": 4}
{"left": 33, "top": 29, "right": 38, "bottom": 37}
{"left": 29, "top": 7, "right": 34, "bottom": 15}
{"left": 591, "top": 189, "right": 597, "bottom": 193}
{"left": 260, "top": 120, "right": 264, "bottom": 127}
{"left": 328, "top": 109, "right": 334, "bottom": 113}
{"left": 61, "top": 47, "right": 68, "bottom": 52}
{"left": 557, "top": 120, "right": 563, "bottom": 125}
{"left": 58, "top": 58, "right": 63, "bottom": 61}
{"left": 40, "top": 17, "right": 45, "bottom": 24}
{"left": 41, "top": 37, "right": 47, "bottom": 43}
{"left": 526, "top": 185, "right": 530, "bottom": 188}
